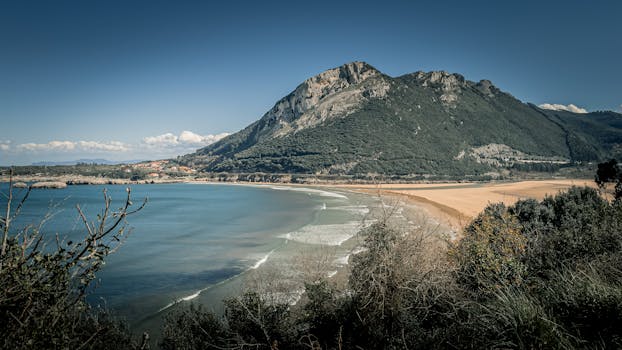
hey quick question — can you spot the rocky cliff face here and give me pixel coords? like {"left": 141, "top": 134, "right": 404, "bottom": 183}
{"left": 410, "top": 71, "right": 467, "bottom": 104}
{"left": 258, "top": 61, "right": 390, "bottom": 137}
{"left": 277, "top": 61, "right": 380, "bottom": 120}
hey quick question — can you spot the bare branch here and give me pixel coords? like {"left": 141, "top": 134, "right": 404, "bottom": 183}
{"left": 0, "top": 168, "right": 14, "bottom": 271}
{"left": 10, "top": 185, "right": 33, "bottom": 222}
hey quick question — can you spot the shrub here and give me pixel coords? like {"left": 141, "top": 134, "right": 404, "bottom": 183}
{"left": 472, "top": 288, "right": 576, "bottom": 349}
{"left": 0, "top": 177, "right": 146, "bottom": 349}
{"left": 160, "top": 305, "right": 230, "bottom": 350}
{"left": 299, "top": 280, "right": 355, "bottom": 350}
{"left": 511, "top": 187, "right": 621, "bottom": 277}
{"left": 539, "top": 266, "right": 622, "bottom": 348}
{"left": 162, "top": 291, "right": 295, "bottom": 350}
{"left": 349, "top": 218, "right": 458, "bottom": 349}
{"left": 450, "top": 204, "right": 527, "bottom": 296}
{"left": 223, "top": 291, "right": 295, "bottom": 348}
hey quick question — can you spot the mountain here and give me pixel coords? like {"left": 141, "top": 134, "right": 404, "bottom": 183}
{"left": 180, "top": 62, "right": 622, "bottom": 177}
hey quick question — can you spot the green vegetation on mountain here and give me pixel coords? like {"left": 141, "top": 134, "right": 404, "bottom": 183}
{"left": 538, "top": 108, "right": 622, "bottom": 161}
{"left": 180, "top": 62, "right": 622, "bottom": 177}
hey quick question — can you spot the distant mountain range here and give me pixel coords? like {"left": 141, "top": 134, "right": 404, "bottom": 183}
{"left": 179, "top": 62, "right": 622, "bottom": 177}
{"left": 32, "top": 159, "right": 144, "bottom": 166}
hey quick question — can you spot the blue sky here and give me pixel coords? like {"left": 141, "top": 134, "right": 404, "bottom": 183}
{"left": 1, "top": 0, "right": 621, "bottom": 165}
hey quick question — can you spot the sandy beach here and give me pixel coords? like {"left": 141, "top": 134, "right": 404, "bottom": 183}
{"left": 333, "top": 179, "right": 596, "bottom": 232}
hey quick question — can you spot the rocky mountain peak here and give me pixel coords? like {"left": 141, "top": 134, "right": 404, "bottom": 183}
{"left": 412, "top": 70, "right": 466, "bottom": 87}
{"left": 411, "top": 70, "right": 467, "bottom": 104}
{"left": 475, "top": 79, "right": 499, "bottom": 97}
{"left": 306, "top": 61, "right": 380, "bottom": 86}
{"left": 259, "top": 62, "right": 388, "bottom": 136}
{"left": 282, "top": 61, "right": 381, "bottom": 118}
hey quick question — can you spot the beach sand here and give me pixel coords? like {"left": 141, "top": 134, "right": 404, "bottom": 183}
{"left": 334, "top": 179, "right": 596, "bottom": 232}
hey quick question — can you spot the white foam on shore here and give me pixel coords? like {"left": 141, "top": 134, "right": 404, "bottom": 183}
{"left": 281, "top": 221, "right": 366, "bottom": 246}
{"left": 156, "top": 249, "right": 276, "bottom": 314}
{"left": 334, "top": 254, "right": 351, "bottom": 266}
{"left": 251, "top": 250, "right": 275, "bottom": 269}
{"left": 352, "top": 246, "right": 368, "bottom": 255}
{"left": 157, "top": 290, "right": 203, "bottom": 313}
{"left": 332, "top": 205, "right": 370, "bottom": 215}
{"left": 180, "top": 291, "right": 201, "bottom": 301}
{"left": 156, "top": 248, "right": 278, "bottom": 313}
{"left": 267, "top": 186, "right": 348, "bottom": 199}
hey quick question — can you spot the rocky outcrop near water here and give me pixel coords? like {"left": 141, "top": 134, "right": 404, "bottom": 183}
{"left": 31, "top": 181, "right": 67, "bottom": 189}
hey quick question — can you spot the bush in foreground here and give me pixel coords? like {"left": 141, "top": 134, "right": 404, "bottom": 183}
{"left": 0, "top": 178, "right": 146, "bottom": 349}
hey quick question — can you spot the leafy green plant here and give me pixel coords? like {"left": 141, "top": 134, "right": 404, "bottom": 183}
{"left": 450, "top": 204, "right": 527, "bottom": 296}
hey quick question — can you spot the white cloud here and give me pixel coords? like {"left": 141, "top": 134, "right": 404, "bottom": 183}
{"left": 143, "top": 133, "right": 179, "bottom": 146}
{"left": 142, "top": 131, "right": 229, "bottom": 148}
{"left": 538, "top": 103, "right": 588, "bottom": 114}
{"left": 77, "top": 141, "right": 129, "bottom": 152}
{"left": 17, "top": 141, "right": 76, "bottom": 152}
{"left": 15, "top": 140, "right": 129, "bottom": 153}
{"left": 202, "top": 132, "right": 230, "bottom": 144}
{"left": 2, "top": 130, "right": 229, "bottom": 164}
{"left": 0, "top": 140, "right": 10, "bottom": 151}
{"left": 180, "top": 130, "right": 230, "bottom": 145}
{"left": 7, "top": 131, "right": 227, "bottom": 155}
{"left": 179, "top": 130, "right": 204, "bottom": 144}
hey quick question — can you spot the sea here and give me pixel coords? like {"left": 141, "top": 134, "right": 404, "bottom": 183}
{"left": 1, "top": 183, "right": 377, "bottom": 335}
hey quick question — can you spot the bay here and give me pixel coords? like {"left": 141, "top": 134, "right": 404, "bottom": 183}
{"left": 0, "top": 183, "right": 370, "bottom": 329}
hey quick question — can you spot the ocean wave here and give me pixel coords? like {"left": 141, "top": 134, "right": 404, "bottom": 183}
{"left": 281, "top": 221, "right": 369, "bottom": 246}
{"left": 334, "top": 254, "right": 350, "bottom": 266}
{"left": 332, "top": 205, "right": 370, "bottom": 215}
{"left": 156, "top": 260, "right": 258, "bottom": 313}
{"left": 266, "top": 186, "right": 348, "bottom": 199}
{"left": 157, "top": 290, "right": 203, "bottom": 313}
{"left": 251, "top": 249, "right": 275, "bottom": 269}
{"left": 155, "top": 254, "right": 274, "bottom": 314}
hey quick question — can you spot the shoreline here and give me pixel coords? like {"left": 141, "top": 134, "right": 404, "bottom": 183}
{"left": 1, "top": 174, "right": 595, "bottom": 230}
{"left": 1, "top": 174, "right": 594, "bottom": 233}
{"left": 0, "top": 171, "right": 582, "bottom": 186}
{"left": 330, "top": 179, "right": 596, "bottom": 232}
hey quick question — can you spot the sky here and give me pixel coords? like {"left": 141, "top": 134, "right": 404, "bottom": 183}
{"left": 1, "top": 0, "right": 621, "bottom": 165}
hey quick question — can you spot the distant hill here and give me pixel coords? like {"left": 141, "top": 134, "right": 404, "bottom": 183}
{"left": 179, "top": 62, "right": 622, "bottom": 177}
{"left": 32, "top": 159, "right": 144, "bottom": 166}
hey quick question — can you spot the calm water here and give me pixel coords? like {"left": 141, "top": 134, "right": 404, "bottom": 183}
{"left": 1, "top": 183, "right": 369, "bottom": 326}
